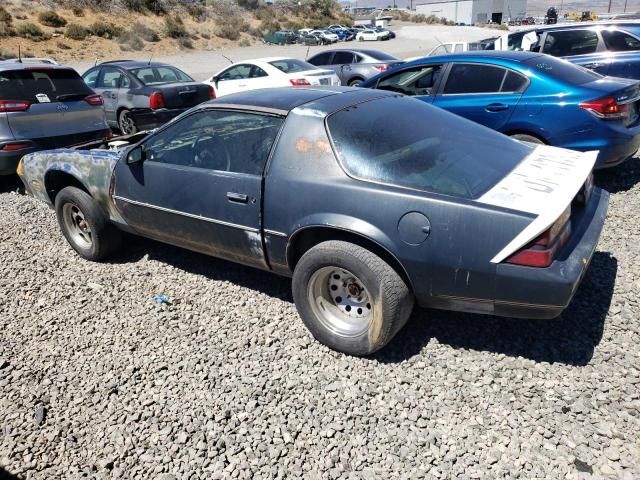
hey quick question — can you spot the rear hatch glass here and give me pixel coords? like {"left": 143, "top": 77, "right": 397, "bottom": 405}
{"left": 327, "top": 96, "right": 532, "bottom": 200}
{"left": 0, "top": 67, "right": 93, "bottom": 102}
{"left": 523, "top": 56, "right": 602, "bottom": 85}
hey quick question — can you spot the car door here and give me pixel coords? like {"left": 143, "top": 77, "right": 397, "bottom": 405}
{"left": 94, "top": 67, "right": 124, "bottom": 124}
{"left": 433, "top": 63, "right": 526, "bottom": 131}
{"left": 214, "top": 64, "right": 253, "bottom": 97}
{"left": 372, "top": 63, "right": 446, "bottom": 104}
{"left": 329, "top": 51, "right": 356, "bottom": 84}
{"left": 112, "top": 108, "right": 285, "bottom": 269}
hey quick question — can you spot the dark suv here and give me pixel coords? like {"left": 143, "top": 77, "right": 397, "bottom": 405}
{"left": 82, "top": 60, "right": 213, "bottom": 134}
{"left": 0, "top": 62, "right": 110, "bottom": 175}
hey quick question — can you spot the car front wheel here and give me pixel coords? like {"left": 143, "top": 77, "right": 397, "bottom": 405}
{"left": 55, "top": 186, "right": 122, "bottom": 261}
{"left": 292, "top": 240, "right": 414, "bottom": 356}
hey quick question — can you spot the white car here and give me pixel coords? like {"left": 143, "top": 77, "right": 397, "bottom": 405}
{"left": 310, "top": 30, "right": 339, "bottom": 43}
{"left": 356, "top": 29, "right": 388, "bottom": 41}
{"left": 204, "top": 57, "right": 341, "bottom": 97}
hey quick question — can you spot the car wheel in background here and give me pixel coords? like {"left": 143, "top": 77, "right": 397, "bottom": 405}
{"left": 55, "top": 186, "right": 122, "bottom": 261}
{"left": 118, "top": 109, "right": 138, "bottom": 135}
{"left": 510, "top": 133, "right": 545, "bottom": 145}
{"left": 292, "top": 240, "right": 414, "bottom": 356}
{"left": 348, "top": 78, "right": 364, "bottom": 87}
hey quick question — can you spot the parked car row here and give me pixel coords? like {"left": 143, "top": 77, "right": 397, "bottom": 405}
{"left": 266, "top": 24, "right": 395, "bottom": 46}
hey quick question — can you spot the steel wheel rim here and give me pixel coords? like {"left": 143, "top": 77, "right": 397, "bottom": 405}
{"left": 120, "top": 112, "right": 135, "bottom": 134}
{"left": 62, "top": 202, "right": 92, "bottom": 249}
{"left": 307, "top": 267, "right": 373, "bottom": 338}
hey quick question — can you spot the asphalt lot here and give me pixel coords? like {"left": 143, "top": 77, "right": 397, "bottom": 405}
{"left": 71, "top": 23, "right": 502, "bottom": 80}
{"left": 0, "top": 150, "right": 639, "bottom": 478}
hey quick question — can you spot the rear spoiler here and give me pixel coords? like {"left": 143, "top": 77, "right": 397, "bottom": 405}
{"left": 478, "top": 145, "right": 598, "bottom": 263}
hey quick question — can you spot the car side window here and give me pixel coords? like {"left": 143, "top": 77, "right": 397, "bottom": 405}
{"left": 83, "top": 69, "right": 99, "bottom": 88}
{"left": 331, "top": 51, "right": 354, "bottom": 64}
{"left": 353, "top": 54, "right": 364, "bottom": 63}
{"left": 501, "top": 71, "right": 528, "bottom": 92}
{"left": 453, "top": 44, "right": 464, "bottom": 53}
{"left": 143, "top": 110, "right": 283, "bottom": 175}
{"left": 443, "top": 64, "right": 505, "bottom": 94}
{"left": 97, "top": 67, "right": 123, "bottom": 89}
{"left": 120, "top": 74, "right": 131, "bottom": 88}
{"left": 602, "top": 30, "right": 640, "bottom": 51}
{"left": 377, "top": 65, "right": 443, "bottom": 96}
{"left": 542, "top": 30, "right": 599, "bottom": 57}
{"left": 308, "top": 52, "right": 332, "bottom": 66}
{"left": 219, "top": 65, "right": 252, "bottom": 81}
{"left": 249, "top": 66, "right": 268, "bottom": 78}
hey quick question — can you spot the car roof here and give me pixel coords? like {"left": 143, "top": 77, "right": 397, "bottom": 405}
{"left": 409, "top": 50, "right": 543, "bottom": 64}
{"left": 0, "top": 62, "right": 74, "bottom": 72}
{"left": 516, "top": 20, "right": 640, "bottom": 33}
{"left": 203, "top": 87, "right": 390, "bottom": 114}
{"left": 97, "top": 60, "right": 174, "bottom": 69}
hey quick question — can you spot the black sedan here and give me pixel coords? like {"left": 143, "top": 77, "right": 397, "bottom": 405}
{"left": 18, "top": 88, "right": 608, "bottom": 356}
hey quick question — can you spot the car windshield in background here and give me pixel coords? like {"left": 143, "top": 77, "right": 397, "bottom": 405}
{"left": 130, "top": 66, "right": 193, "bottom": 85}
{"left": 523, "top": 55, "right": 602, "bottom": 84}
{"left": 327, "top": 96, "right": 532, "bottom": 199}
{"left": 269, "top": 59, "right": 316, "bottom": 73}
{"left": 0, "top": 68, "right": 93, "bottom": 102}
{"left": 361, "top": 50, "right": 399, "bottom": 61}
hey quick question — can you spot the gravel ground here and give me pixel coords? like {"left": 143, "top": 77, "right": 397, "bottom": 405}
{"left": 1, "top": 153, "right": 639, "bottom": 479}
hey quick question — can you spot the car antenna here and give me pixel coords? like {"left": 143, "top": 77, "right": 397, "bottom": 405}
{"left": 305, "top": 45, "right": 310, "bottom": 59}
{"left": 221, "top": 54, "right": 233, "bottom": 64}
{"left": 17, "top": 44, "right": 22, "bottom": 63}
{"left": 148, "top": 55, "right": 153, "bottom": 65}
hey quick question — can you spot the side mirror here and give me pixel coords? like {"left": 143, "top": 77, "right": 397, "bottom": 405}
{"left": 127, "top": 145, "right": 145, "bottom": 164}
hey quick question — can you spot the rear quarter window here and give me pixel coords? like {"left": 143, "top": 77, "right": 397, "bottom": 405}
{"left": 0, "top": 68, "right": 92, "bottom": 102}
{"left": 326, "top": 96, "right": 532, "bottom": 200}
{"left": 523, "top": 55, "right": 601, "bottom": 84}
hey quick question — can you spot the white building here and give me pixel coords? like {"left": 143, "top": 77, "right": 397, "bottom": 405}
{"left": 414, "top": 0, "right": 527, "bottom": 25}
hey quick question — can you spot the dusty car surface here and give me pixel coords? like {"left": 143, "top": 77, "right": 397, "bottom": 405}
{"left": 82, "top": 60, "right": 213, "bottom": 134}
{"left": 18, "top": 87, "right": 608, "bottom": 356}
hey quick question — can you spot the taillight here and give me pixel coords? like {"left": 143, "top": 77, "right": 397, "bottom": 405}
{"left": 1, "top": 142, "right": 32, "bottom": 151}
{"left": 207, "top": 85, "right": 216, "bottom": 99}
{"left": 149, "top": 92, "right": 165, "bottom": 110}
{"left": 0, "top": 100, "right": 31, "bottom": 112}
{"left": 84, "top": 94, "right": 104, "bottom": 106}
{"left": 290, "top": 79, "right": 311, "bottom": 86}
{"left": 505, "top": 206, "right": 571, "bottom": 268}
{"left": 373, "top": 64, "right": 390, "bottom": 72}
{"left": 579, "top": 96, "right": 628, "bottom": 120}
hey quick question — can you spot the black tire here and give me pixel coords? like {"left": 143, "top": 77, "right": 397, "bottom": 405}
{"left": 55, "top": 186, "right": 122, "bottom": 261}
{"left": 292, "top": 240, "right": 414, "bottom": 356}
{"left": 118, "top": 109, "right": 138, "bottom": 135}
{"left": 347, "top": 78, "right": 364, "bottom": 87}
{"left": 510, "top": 133, "right": 545, "bottom": 145}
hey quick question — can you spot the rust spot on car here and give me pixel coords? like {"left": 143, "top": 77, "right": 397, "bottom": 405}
{"left": 295, "top": 138, "right": 332, "bottom": 154}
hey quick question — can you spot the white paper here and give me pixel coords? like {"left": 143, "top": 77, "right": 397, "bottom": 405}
{"left": 478, "top": 145, "right": 597, "bottom": 263}
{"left": 35, "top": 93, "right": 51, "bottom": 103}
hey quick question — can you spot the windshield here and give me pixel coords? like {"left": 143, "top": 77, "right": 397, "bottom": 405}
{"left": 523, "top": 55, "right": 601, "bottom": 84}
{"left": 327, "top": 96, "right": 532, "bottom": 199}
{"left": 269, "top": 59, "right": 316, "bottom": 73}
{"left": 130, "top": 66, "right": 193, "bottom": 85}
{"left": 0, "top": 68, "right": 93, "bottom": 102}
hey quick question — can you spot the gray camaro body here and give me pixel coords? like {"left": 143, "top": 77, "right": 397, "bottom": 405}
{"left": 82, "top": 60, "right": 211, "bottom": 133}
{"left": 18, "top": 87, "right": 608, "bottom": 319}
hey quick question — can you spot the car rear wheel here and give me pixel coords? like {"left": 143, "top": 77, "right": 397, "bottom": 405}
{"left": 118, "top": 109, "right": 138, "bottom": 135}
{"left": 348, "top": 78, "right": 364, "bottom": 87}
{"left": 510, "top": 133, "right": 545, "bottom": 145}
{"left": 55, "top": 186, "right": 122, "bottom": 261}
{"left": 292, "top": 240, "right": 414, "bottom": 356}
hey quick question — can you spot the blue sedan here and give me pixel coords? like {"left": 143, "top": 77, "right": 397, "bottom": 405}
{"left": 359, "top": 51, "right": 640, "bottom": 168}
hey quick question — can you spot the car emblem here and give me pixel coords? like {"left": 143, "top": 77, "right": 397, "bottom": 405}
{"left": 57, "top": 104, "right": 70, "bottom": 111}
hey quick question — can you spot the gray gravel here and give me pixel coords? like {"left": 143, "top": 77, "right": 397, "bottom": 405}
{"left": 1, "top": 153, "right": 640, "bottom": 479}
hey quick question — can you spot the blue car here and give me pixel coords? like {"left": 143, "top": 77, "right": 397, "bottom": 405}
{"left": 359, "top": 51, "right": 640, "bottom": 168}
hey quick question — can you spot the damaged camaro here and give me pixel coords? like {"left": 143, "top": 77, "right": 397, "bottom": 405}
{"left": 17, "top": 87, "right": 609, "bottom": 356}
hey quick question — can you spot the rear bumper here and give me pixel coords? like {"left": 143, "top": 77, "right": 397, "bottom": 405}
{"left": 130, "top": 108, "right": 188, "bottom": 131}
{"left": 0, "top": 148, "right": 35, "bottom": 175}
{"left": 593, "top": 132, "right": 640, "bottom": 168}
{"left": 492, "top": 187, "right": 609, "bottom": 319}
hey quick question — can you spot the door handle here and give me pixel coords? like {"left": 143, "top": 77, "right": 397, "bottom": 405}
{"left": 227, "top": 192, "right": 248, "bottom": 203}
{"left": 485, "top": 103, "right": 509, "bottom": 112}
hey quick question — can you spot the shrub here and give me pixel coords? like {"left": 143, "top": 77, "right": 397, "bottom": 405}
{"left": 238, "top": 0, "right": 260, "bottom": 9}
{"left": 16, "top": 22, "right": 49, "bottom": 40}
{"left": 164, "top": 16, "right": 187, "bottom": 38}
{"left": 216, "top": 24, "right": 240, "bottom": 41}
{"left": 65, "top": 23, "right": 89, "bottom": 40}
{"left": 0, "top": 6, "right": 12, "bottom": 25}
{"left": 186, "top": 3, "right": 207, "bottom": 21}
{"left": 91, "top": 21, "right": 122, "bottom": 38}
{"left": 118, "top": 30, "right": 144, "bottom": 50}
{"left": 132, "top": 22, "right": 160, "bottom": 42}
{"left": 200, "top": 32, "right": 210, "bottom": 39}
{"left": 238, "top": 37, "right": 250, "bottom": 47}
{"left": 72, "top": 7, "right": 85, "bottom": 17}
{"left": 177, "top": 36, "right": 193, "bottom": 49}
{"left": 0, "top": 23, "right": 15, "bottom": 38}
{"left": 258, "top": 18, "right": 279, "bottom": 34}
{"left": 38, "top": 11, "right": 67, "bottom": 28}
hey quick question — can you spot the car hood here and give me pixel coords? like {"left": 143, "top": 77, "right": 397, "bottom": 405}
{"left": 477, "top": 144, "right": 597, "bottom": 263}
